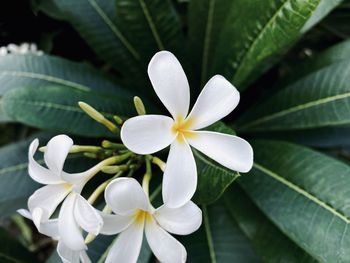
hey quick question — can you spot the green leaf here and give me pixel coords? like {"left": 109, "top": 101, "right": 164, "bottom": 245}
{"left": 279, "top": 38, "right": 350, "bottom": 87}
{"left": 193, "top": 122, "right": 240, "bottom": 204}
{"left": 240, "top": 140, "right": 350, "bottom": 262}
{"left": 0, "top": 135, "right": 44, "bottom": 218}
{"left": 237, "top": 60, "right": 350, "bottom": 132}
{"left": 302, "top": 0, "right": 344, "bottom": 32}
{"left": 246, "top": 125, "right": 350, "bottom": 148}
{"left": 0, "top": 228, "right": 39, "bottom": 263}
{"left": 36, "top": 0, "right": 146, "bottom": 87}
{"left": 115, "top": 0, "right": 185, "bottom": 61}
{"left": 224, "top": 185, "right": 316, "bottom": 263}
{"left": 181, "top": 202, "right": 259, "bottom": 262}
{"left": 0, "top": 54, "right": 122, "bottom": 95}
{"left": 212, "top": 0, "right": 321, "bottom": 88}
{"left": 2, "top": 85, "right": 135, "bottom": 137}
{"left": 188, "top": 0, "right": 233, "bottom": 87}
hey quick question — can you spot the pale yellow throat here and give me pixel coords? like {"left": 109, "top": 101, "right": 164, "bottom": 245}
{"left": 134, "top": 209, "right": 152, "bottom": 225}
{"left": 171, "top": 115, "right": 196, "bottom": 143}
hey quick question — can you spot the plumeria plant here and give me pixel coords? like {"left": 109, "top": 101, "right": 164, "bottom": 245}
{"left": 0, "top": 0, "right": 350, "bottom": 263}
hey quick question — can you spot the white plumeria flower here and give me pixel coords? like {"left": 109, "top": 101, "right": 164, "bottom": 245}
{"left": 100, "top": 178, "right": 202, "bottom": 263}
{"left": 121, "top": 51, "right": 254, "bottom": 208}
{"left": 18, "top": 135, "right": 104, "bottom": 261}
{"left": 19, "top": 209, "right": 91, "bottom": 263}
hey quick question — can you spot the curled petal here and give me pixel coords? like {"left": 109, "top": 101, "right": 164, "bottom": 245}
{"left": 187, "top": 131, "right": 253, "bottom": 173}
{"left": 105, "top": 178, "right": 150, "bottom": 216}
{"left": 187, "top": 75, "right": 240, "bottom": 130}
{"left": 28, "top": 184, "right": 71, "bottom": 222}
{"left": 74, "top": 194, "right": 103, "bottom": 235}
{"left": 28, "top": 139, "right": 62, "bottom": 184}
{"left": 58, "top": 193, "right": 86, "bottom": 251}
{"left": 44, "top": 135, "right": 73, "bottom": 175}
{"left": 99, "top": 212, "right": 133, "bottom": 235}
{"left": 155, "top": 201, "right": 202, "bottom": 235}
{"left": 145, "top": 217, "right": 187, "bottom": 263}
{"left": 18, "top": 208, "right": 59, "bottom": 238}
{"left": 57, "top": 242, "right": 89, "bottom": 263}
{"left": 105, "top": 223, "right": 144, "bottom": 263}
{"left": 163, "top": 141, "right": 197, "bottom": 208}
{"left": 148, "top": 51, "right": 190, "bottom": 119}
{"left": 121, "top": 115, "right": 175, "bottom": 155}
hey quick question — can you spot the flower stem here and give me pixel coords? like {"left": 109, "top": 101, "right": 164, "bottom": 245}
{"left": 142, "top": 156, "right": 153, "bottom": 196}
{"left": 152, "top": 156, "right": 166, "bottom": 172}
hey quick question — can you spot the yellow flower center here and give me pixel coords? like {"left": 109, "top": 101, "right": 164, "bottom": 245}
{"left": 63, "top": 183, "right": 73, "bottom": 190}
{"left": 171, "top": 115, "right": 196, "bottom": 143}
{"left": 134, "top": 209, "right": 151, "bottom": 225}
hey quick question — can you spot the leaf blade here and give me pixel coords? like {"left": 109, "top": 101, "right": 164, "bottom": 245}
{"left": 240, "top": 140, "right": 350, "bottom": 262}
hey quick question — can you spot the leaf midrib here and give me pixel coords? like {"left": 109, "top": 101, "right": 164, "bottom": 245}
{"left": 4, "top": 99, "right": 115, "bottom": 118}
{"left": 253, "top": 162, "right": 350, "bottom": 224}
{"left": 138, "top": 0, "right": 165, "bottom": 50}
{"left": 231, "top": 0, "right": 319, "bottom": 83}
{"left": 87, "top": 0, "right": 140, "bottom": 60}
{"left": 1, "top": 70, "right": 91, "bottom": 92}
{"left": 231, "top": 0, "right": 289, "bottom": 82}
{"left": 201, "top": 0, "right": 216, "bottom": 86}
{"left": 239, "top": 91, "right": 350, "bottom": 131}
{"left": 203, "top": 205, "right": 217, "bottom": 263}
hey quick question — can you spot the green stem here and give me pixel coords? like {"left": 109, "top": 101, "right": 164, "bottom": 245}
{"left": 142, "top": 156, "right": 153, "bottom": 196}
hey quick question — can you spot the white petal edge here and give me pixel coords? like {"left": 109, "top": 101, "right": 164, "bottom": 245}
{"left": 187, "top": 131, "right": 253, "bottom": 173}
{"left": 162, "top": 140, "right": 197, "bottom": 208}
{"left": 18, "top": 208, "right": 59, "bottom": 238}
{"left": 154, "top": 201, "right": 202, "bottom": 235}
{"left": 121, "top": 115, "right": 175, "bottom": 155}
{"left": 44, "top": 135, "right": 73, "bottom": 175}
{"left": 105, "top": 178, "right": 150, "bottom": 216}
{"left": 187, "top": 75, "right": 240, "bottom": 130}
{"left": 105, "top": 223, "right": 144, "bottom": 263}
{"left": 148, "top": 51, "right": 190, "bottom": 119}
{"left": 58, "top": 193, "right": 86, "bottom": 251}
{"left": 99, "top": 212, "right": 133, "bottom": 235}
{"left": 28, "top": 139, "right": 62, "bottom": 184}
{"left": 80, "top": 251, "right": 92, "bottom": 263}
{"left": 28, "top": 184, "right": 71, "bottom": 222}
{"left": 74, "top": 194, "right": 103, "bottom": 235}
{"left": 145, "top": 217, "right": 186, "bottom": 263}
{"left": 57, "top": 242, "right": 83, "bottom": 263}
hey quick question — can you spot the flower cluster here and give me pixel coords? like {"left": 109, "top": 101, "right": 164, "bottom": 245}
{"left": 0, "top": 43, "right": 43, "bottom": 56}
{"left": 19, "top": 51, "right": 253, "bottom": 263}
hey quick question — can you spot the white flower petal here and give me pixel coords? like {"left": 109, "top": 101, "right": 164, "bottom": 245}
{"left": 80, "top": 251, "right": 92, "bottom": 263}
{"left": 155, "top": 201, "right": 202, "bottom": 235}
{"left": 28, "top": 184, "right": 71, "bottom": 221}
{"left": 145, "top": 217, "right": 186, "bottom": 263}
{"left": 148, "top": 51, "right": 190, "bottom": 118}
{"left": 187, "top": 75, "right": 240, "bottom": 130}
{"left": 105, "top": 178, "right": 150, "bottom": 216}
{"left": 18, "top": 209, "right": 59, "bottom": 238}
{"left": 57, "top": 242, "right": 81, "bottom": 263}
{"left": 105, "top": 223, "right": 144, "bottom": 263}
{"left": 187, "top": 131, "right": 253, "bottom": 172}
{"left": 28, "top": 139, "right": 62, "bottom": 184}
{"left": 74, "top": 194, "right": 103, "bottom": 235}
{"left": 121, "top": 115, "right": 175, "bottom": 155}
{"left": 99, "top": 212, "right": 133, "bottom": 235}
{"left": 44, "top": 135, "right": 73, "bottom": 175}
{"left": 58, "top": 193, "right": 86, "bottom": 251}
{"left": 162, "top": 140, "right": 197, "bottom": 208}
